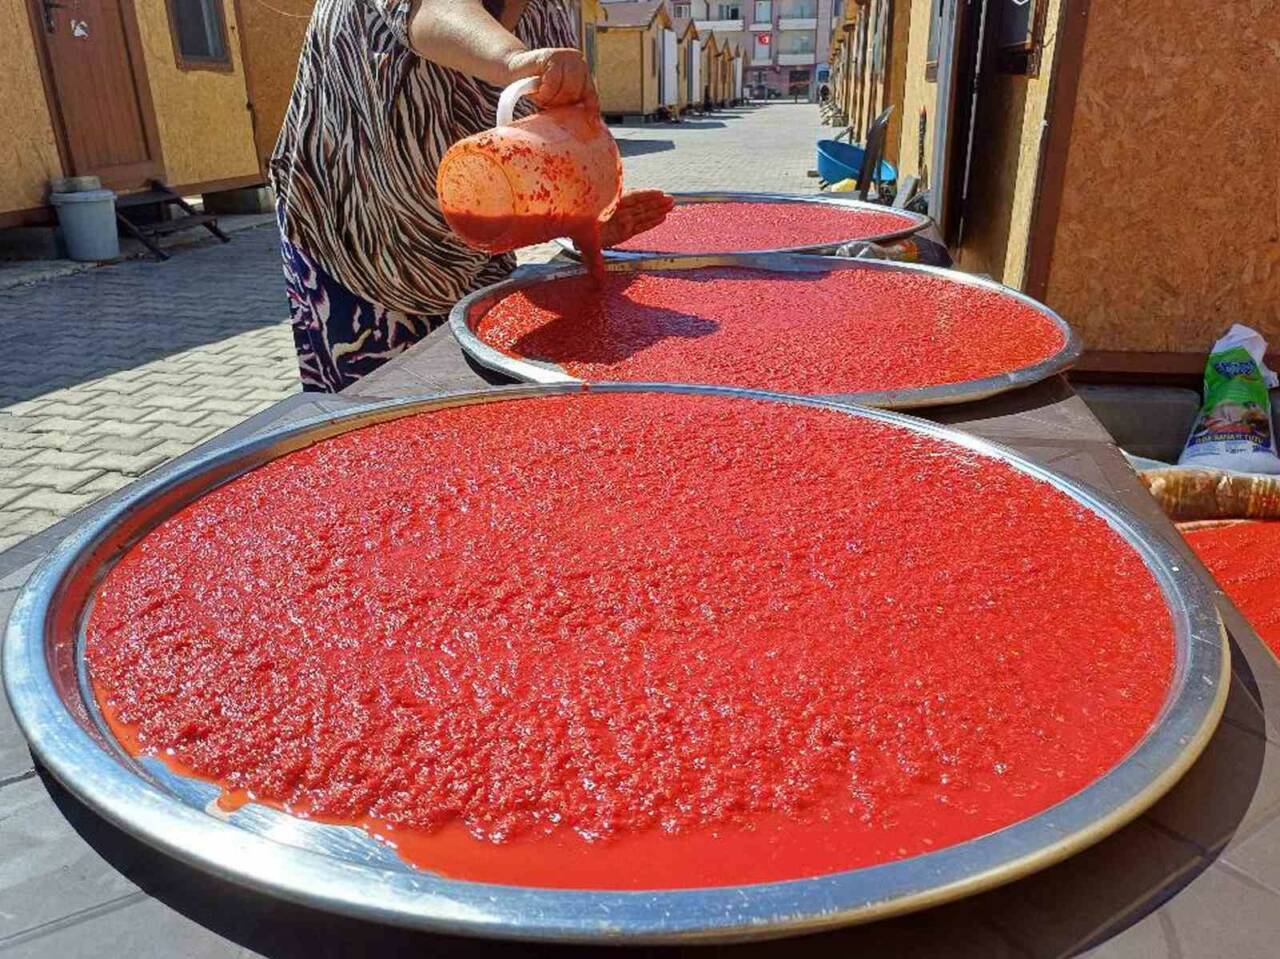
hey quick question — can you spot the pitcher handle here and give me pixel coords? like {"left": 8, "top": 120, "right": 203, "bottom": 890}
{"left": 496, "top": 76, "right": 541, "bottom": 127}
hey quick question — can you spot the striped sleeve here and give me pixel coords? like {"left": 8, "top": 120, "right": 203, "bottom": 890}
{"left": 368, "top": 0, "right": 412, "bottom": 47}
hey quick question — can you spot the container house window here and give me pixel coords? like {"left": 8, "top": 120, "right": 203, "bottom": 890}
{"left": 777, "top": 30, "right": 815, "bottom": 55}
{"left": 996, "top": 0, "right": 1048, "bottom": 76}
{"left": 168, "top": 0, "right": 230, "bottom": 69}
{"left": 925, "top": 0, "right": 942, "bottom": 81}
{"left": 718, "top": 4, "right": 742, "bottom": 19}
{"left": 754, "top": 1, "right": 772, "bottom": 23}
{"left": 779, "top": 1, "right": 816, "bottom": 18}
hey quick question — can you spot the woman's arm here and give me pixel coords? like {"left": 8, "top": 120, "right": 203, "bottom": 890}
{"left": 404, "top": 0, "right": 593, "bottom": 106}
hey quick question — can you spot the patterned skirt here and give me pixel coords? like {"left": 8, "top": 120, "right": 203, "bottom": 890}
{"left": 280, "top": 231, "right": 449, "bottom": 393}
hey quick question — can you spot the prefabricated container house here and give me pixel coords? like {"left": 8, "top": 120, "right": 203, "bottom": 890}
{"left": 2, "top": 0, "right": 609, "bottom": 224}
{"left": 673, "top": 17, "right": 700, "bottom": 115}
{"left": 829, "top": 0, "right": 1279, "bottom": 376}
{"left": 3, "top": 0, "right": 269, "bottom": 224}
{"left": 700, "top": 31, "right": 720, "bottom": 109}
{"left": 596, "top": 1, "right": 675, "bottom": 119}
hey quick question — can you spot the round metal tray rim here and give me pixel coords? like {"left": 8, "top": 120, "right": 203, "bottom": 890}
{"left": 449, "top": 253, "right": 1084, "bottom": 410}
{"left": 2, "top": 383, "right": 1224, "bottom": 944}
{"left": 555, "top": 191, "right": 933, "bottom": 259}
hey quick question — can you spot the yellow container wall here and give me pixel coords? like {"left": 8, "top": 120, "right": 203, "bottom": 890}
{"left": 895, "top": 0, "right": 935, "bottom": 184}
{"left": 597, "top": 29, "right": 645, "bottom": 114}
{"left": 641, "top": 26, "right": 658, "bottom": 114}
{"left": 1, "top": 0, "right": 64, "bottom": 213}
{"left": 134, "top": 0, "right": 258, "bottom": 187}
{"left": 882, "top": 0, "right": 914, "bottom": 166}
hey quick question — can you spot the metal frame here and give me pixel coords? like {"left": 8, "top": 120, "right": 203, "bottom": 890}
{"left": 3, "top": 384, "right": 1226, "bottom": 944}
{"left": 451, "top": 254, "right": 1084, "bottom": 410}
{"left": 555, "top": 192, "right": 932, "bottom": 259}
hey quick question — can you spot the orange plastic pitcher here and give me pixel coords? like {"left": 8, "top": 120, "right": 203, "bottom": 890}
{"left": 437, "top": 77, "right": 623, "bottom": 260}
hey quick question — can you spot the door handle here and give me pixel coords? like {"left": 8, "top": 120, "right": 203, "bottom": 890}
{"left": 41, "top": 0, "right": 66, "bottom": 32}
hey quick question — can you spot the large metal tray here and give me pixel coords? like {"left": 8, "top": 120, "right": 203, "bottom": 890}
{"left": 556, "top": 191, "right": 932, "bottom": 259}
{"left": 451, "top": 254, "right": 1084, "bottom": 409}
{"left": 3, "top": 384, "right": 1225, "bottom": 945}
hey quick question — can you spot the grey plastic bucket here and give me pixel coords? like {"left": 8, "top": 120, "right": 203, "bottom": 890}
{"left": 50, "top": 189, "right": 120, "bottom": 261}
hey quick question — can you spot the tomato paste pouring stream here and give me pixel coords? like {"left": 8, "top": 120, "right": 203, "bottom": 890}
{"left": 437, "top": 76, "right": 622, "bottom": 282}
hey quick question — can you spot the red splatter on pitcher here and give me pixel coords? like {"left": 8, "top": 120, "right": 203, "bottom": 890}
{"left": 437, "top": 77, "right": 622, "bottom": 276}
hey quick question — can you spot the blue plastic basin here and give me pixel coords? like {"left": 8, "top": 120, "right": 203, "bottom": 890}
{"left": 816, "top": 139, "right": 897, "bottom": 185}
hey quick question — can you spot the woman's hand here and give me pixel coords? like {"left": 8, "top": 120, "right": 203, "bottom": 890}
{"left": 599, "top": 191, "right": 676, "bottom": 248}
{"left": 505, "top": 48, "right": 596, "bottom": 108}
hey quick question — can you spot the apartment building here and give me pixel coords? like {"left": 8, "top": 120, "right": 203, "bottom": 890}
{"left": 670, "top": 0, "right": 832, "bottom": 98}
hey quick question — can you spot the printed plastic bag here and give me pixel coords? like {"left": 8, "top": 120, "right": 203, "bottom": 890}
{"left": 1178, "top": 324, "right": 1280, "bottom": 474}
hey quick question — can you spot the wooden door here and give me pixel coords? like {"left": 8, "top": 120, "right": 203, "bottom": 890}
{"left": 30, "top": 0, "right": 162, "bottom": 189}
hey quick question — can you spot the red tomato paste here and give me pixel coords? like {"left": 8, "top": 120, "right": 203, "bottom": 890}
{"left": 1183, "top": 520, "right": 1280, "bottom": 658}
{"left": 86, "top": 393, "right": 1172, "bottom": 890}
{"left": 613, "top": 201, "right": 916, "bottom": 253}
{"left": 476, "top": 268, "right": 1065, "bottom": 394}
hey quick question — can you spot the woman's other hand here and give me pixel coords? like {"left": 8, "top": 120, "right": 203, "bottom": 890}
{"left": 505, "top": 48, "right": 596, "bottom": 108}
{"left": 599, "top": 191, "right": 676, "bottom": 248}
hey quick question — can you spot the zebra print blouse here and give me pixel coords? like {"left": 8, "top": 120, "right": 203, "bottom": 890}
{"left": 270, "top": 0, "right": 577, "bottom": 315}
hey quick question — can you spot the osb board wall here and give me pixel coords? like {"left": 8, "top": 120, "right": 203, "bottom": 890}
{"left": 1, "top": 0, "right": 64, "bottom": 212}
{"left": 895, "top": 0, "right": 935, "bottom": 184}
{"left": 952, "top": 0, "right": 1061, "bottom": 285}
{"left": 135, "top": 0, "right": 258, "bottom": 186}
{"left": 1045, "top": 0, "right": 1280, "bottom": 354}
{"left": 597, "top": 30, "right": 644, "bottom": 114}
{"left": 237, "top": 0, "right": 312, "bottom": 172}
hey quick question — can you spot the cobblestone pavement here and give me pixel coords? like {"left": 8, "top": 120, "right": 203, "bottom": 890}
{"left": 615, "top": 101, "right": 821, "bottom": 193}
{"left": 0, "top": 102, "right": 822, "bottom": 551}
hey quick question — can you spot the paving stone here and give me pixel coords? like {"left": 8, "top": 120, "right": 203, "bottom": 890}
{"left": 20, "top": 449, "right": 94, "bottom": 470}
{"left": 84, "top": 435, "right": 166, "bottom": 456}
{"left": 132, "top": 393, "right": 204, "bottom": 412}
{"left": 80, "top": 420, "right": 156, "bottom": 439}
{"left": 22, "top": 417, "right": 99, "bottom": 436}
{"left": 140, "top": 407, "right": 215, "bottom": 427}
{"left": 8, "top": 466, "right": 104, "bottom": 494}
{"left": 0, "top": 450, "right": 35, "bottom": 471}
{"left": 196, "top": 398, "right": 261, "bottom": 416}
{"left": 24, "top": 431, "right": 96, "bottom": 452}
{"left": 16, "top": 401, "right": 90, "bottom": 421}
{"left": 137, "top": 423, "right": 217, "bottom": 445}
{"left": 0, "top": 415, "right": 43, "bottom": 432}
{"left": 81, "top": 450, "right": 170, "bottom": 477}
{"left": 2, "top": 508, "right": 64, "bottom": 536}
{"left": 192, "top": 411, "right": 248, "bottom": 432}
{"left": 145, "top": 440, "right": 202, "bottom": 461}
{"left": 10, "top": 489, "right": 100, "bottom": 515}
{"left": 0, "top": 429, "right": 37, "bottom": 449}
{"left": 0, "top": 485, "right": 35, "bottom": 511}
{"left": 74, "top": 472, "right": 132, "bottom": 497}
